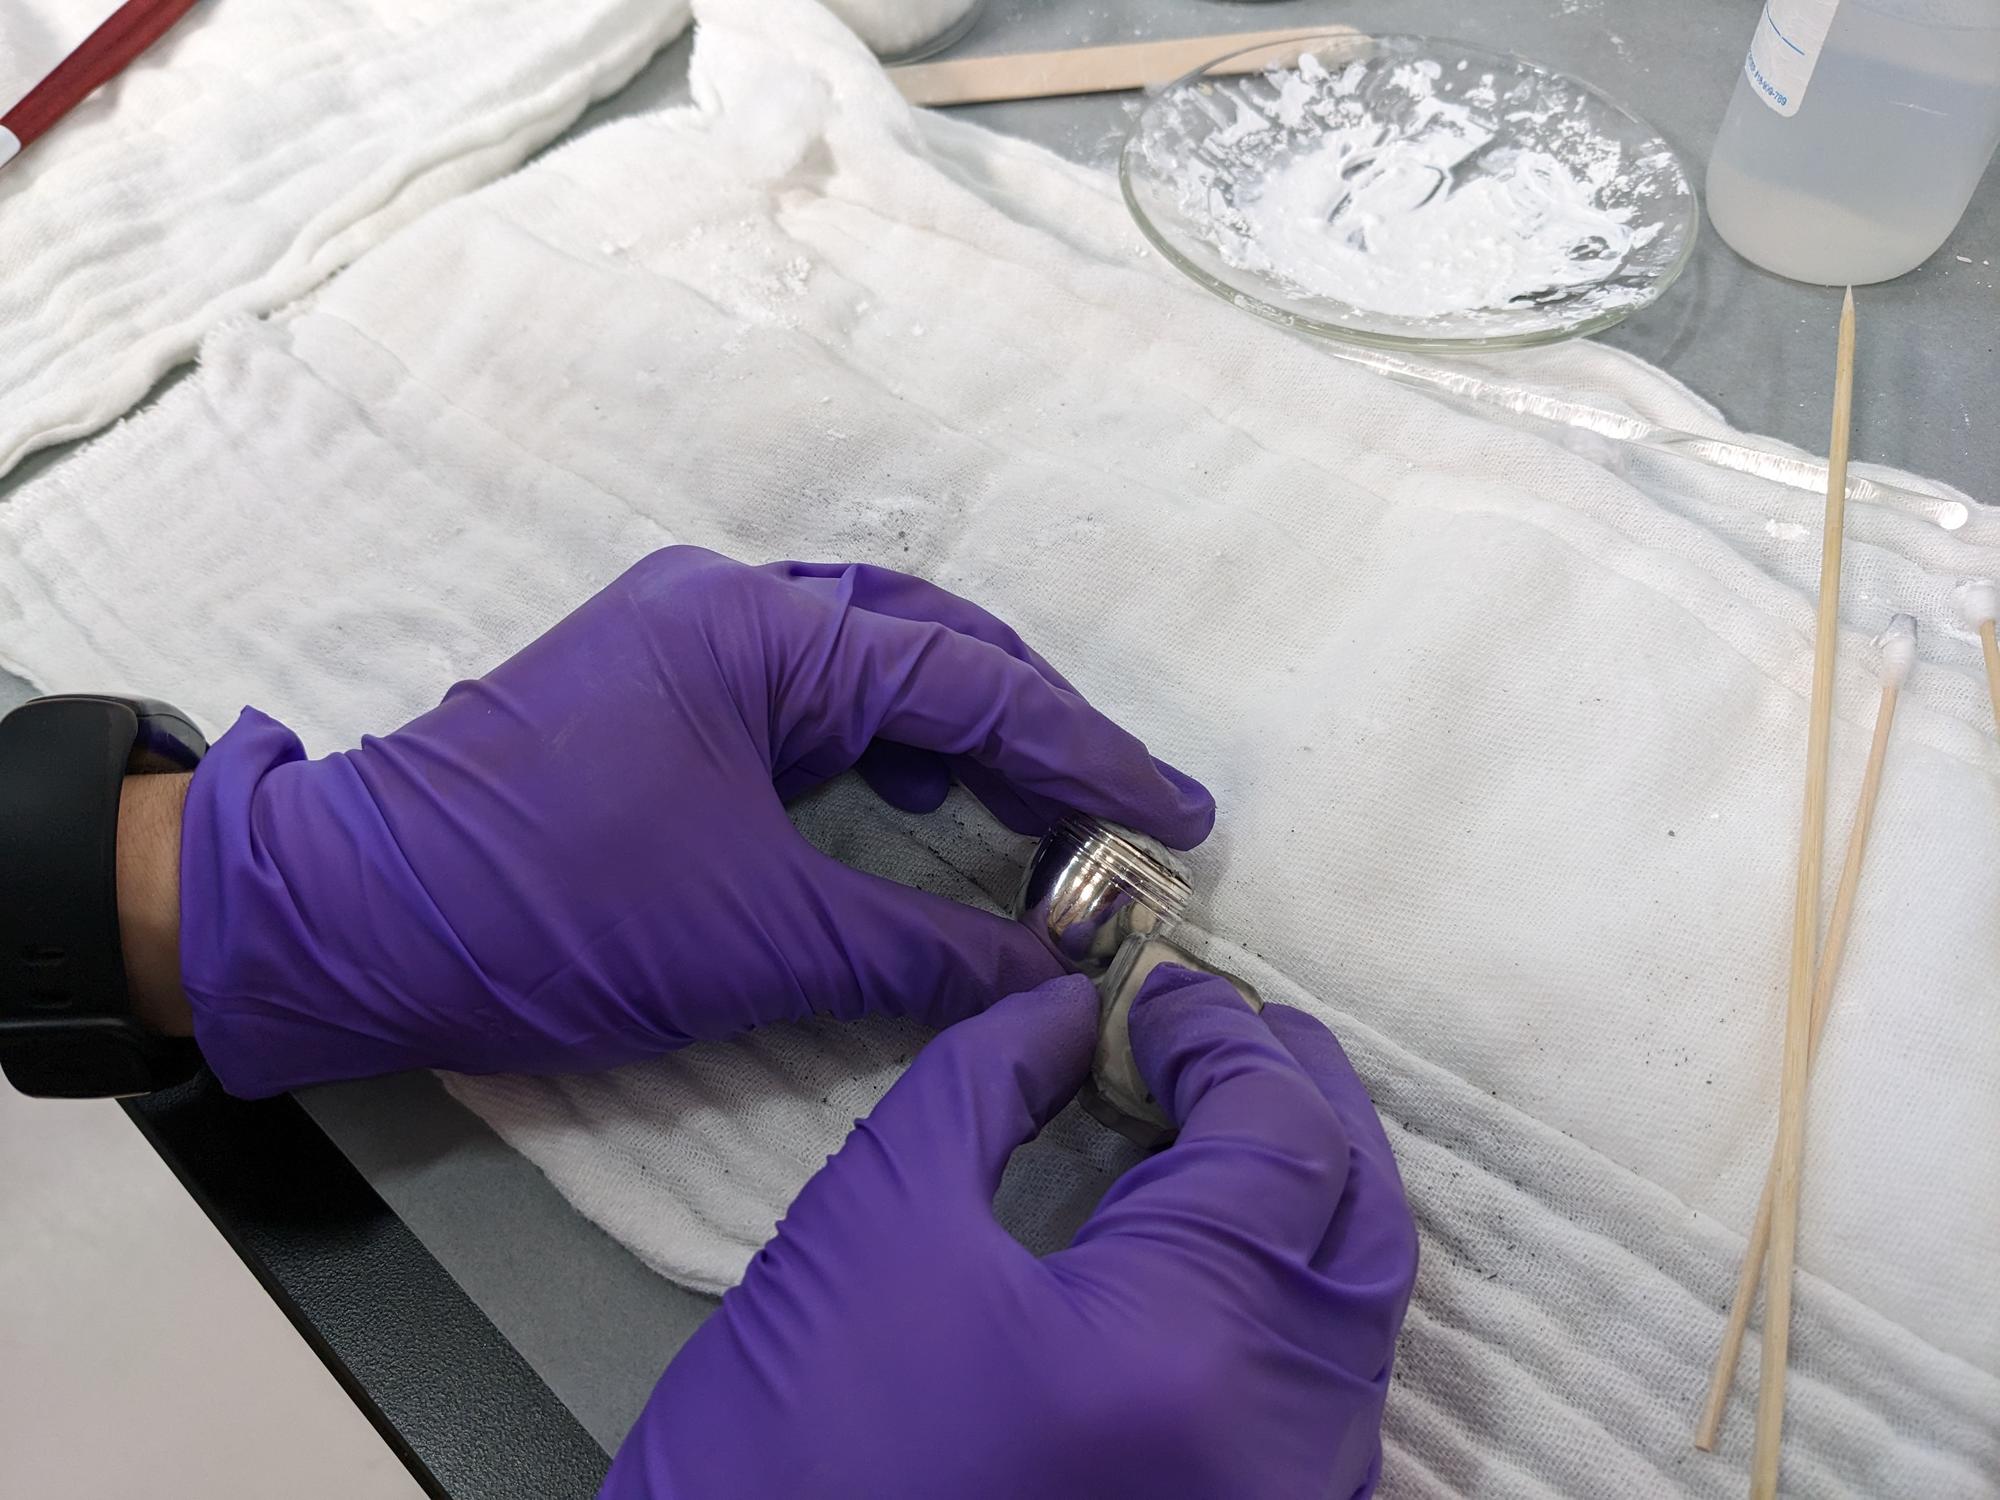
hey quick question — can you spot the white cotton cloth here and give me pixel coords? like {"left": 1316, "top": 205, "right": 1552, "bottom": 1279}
{"left": 0, "top": 0, "right": 1995, "bottom": 1491}
{"left": 0, "top": 2, "right": 119, "bottom": 112}
{"left": 0, "top": 0, "right": 690, "bottom": 481}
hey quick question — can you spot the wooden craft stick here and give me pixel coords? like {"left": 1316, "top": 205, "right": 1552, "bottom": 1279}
{"left": 889, "top": 27, "right": 1354, "bottom": 108}
{"left": 1750, "top": 288, "right": 1856, "bottom": 1500}
{"left": 1982, "top": 619, "right": 2000, "bottom": 731}
{"left": 1693, "top": 616, "right": 1913, "bottom": 1453}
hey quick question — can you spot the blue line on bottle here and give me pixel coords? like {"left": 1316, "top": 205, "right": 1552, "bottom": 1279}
{"left": 1765, "top": 8, "right": 1807, "bottom": 57}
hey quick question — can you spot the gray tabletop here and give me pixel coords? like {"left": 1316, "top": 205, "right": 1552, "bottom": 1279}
{"left": 3, "top": 0, "right": 1994, "bottom": 1461}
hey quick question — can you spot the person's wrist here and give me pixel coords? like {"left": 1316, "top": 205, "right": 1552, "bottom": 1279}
{"left": 117, "top": 771, "right": 193, "bottom": 1035}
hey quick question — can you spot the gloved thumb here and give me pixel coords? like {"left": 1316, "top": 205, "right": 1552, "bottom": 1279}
{"left": 807, "top": 851, "right": 1069, "bottom": 1028}
{"left": 828, "top": 975, "right": 1098, "bottom": 1214}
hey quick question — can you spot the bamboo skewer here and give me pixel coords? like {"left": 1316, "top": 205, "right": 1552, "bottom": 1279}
{"left": 1749, "top": 288, "right": 1857, "bottom": 1500}
{"left": 1693, "top": 615, "right": 1914, "bottom": 1454}
{"left": 1958, "top": 581, "right": 2000, "bottom": 731}
{"left": 1981, "top": 619, "right": 2000, "bottom": 730}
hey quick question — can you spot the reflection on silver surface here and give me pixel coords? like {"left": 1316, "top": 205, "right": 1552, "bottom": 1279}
{"left": 1014, "top": 815, "right": 1193, "bottom": 978}
{"left": 1080, "top": 935, "right": 1264, "bottom": 1151}
{"left": 1013, "top": 816, "right": 1262, "bottom": 1148}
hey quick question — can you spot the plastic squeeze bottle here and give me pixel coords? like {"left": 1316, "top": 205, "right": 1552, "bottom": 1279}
{"left": 1706, "top": 1, "right": 2000, "bottom": 284}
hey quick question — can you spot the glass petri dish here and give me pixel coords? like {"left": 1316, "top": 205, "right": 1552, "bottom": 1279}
{"left": 1121, "top": 33, "right": 1698, "bottom": 351}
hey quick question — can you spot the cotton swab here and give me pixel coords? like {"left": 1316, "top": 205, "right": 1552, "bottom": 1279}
{"left": 1750, "top": 287, "right": 1855, "bottom": 1500}
{"left": 1693, "top": 613, "right": 1914, "bottom": 1454}
{"left": 1959, "top": 579, "right": 2000, "bottom": 732}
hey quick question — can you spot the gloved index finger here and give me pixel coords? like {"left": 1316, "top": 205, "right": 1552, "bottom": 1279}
{"left": 781, "top": 587, "right": 1215, "bottom": 851}
{"left": 1066, "top": 967, "right": 1350, "bottom": 1270}
{"left": 775, "top": 561, "right": 1079, "bottom": 694}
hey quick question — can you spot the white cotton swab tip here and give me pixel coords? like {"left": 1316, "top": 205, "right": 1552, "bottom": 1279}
{"left": 1875, "top": 614, "right": 1919, "bottom": 686}
{"left": 1957, "top": 578, "right": 1999, "bottom": 627}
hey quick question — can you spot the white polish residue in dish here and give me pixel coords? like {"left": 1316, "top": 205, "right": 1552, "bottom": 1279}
{"left": 1163, "top": 54, "right": 1669, "bottom": 323}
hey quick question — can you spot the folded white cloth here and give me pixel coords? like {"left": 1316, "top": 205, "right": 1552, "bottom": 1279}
{"left": 0, "top": 0, "right": 1994, "bottom": 1491}
{"left": 0, "top": 0, "right": 690, "bottom": 481}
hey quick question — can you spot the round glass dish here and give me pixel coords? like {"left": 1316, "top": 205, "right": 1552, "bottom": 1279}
{"left": 1120, "top": 33, "right": 1697, "bottom": 351}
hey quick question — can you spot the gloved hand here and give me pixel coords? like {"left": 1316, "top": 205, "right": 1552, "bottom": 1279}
{"left": 179, "top": 548, "right": 1212, "bottom": 1096}
{"left": 605, "top": 968, "right": 1419, "bottom": 1500}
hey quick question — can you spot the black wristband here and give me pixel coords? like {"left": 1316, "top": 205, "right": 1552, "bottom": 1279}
{"left": 0, "top": 695, "right": 207, "bottom": 1098}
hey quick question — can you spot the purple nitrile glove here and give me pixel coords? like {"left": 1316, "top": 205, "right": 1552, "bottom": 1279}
{"left": 178, "top": 547, "right": 1213, "bottom": 1097}
{"left": 605, "top": 967, "right": 1419, "bottom": 1500}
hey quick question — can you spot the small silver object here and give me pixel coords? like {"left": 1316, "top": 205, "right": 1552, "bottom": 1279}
{"left": 1013, "top": 815, "right": 1263, "bottom": 1148}
{"left": 1015, "top": 814, "right": 1193, "bottom": 976}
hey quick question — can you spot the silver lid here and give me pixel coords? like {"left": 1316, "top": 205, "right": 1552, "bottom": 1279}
{"left": 1041, "top": 815, "right": 1192, "bottom": 923}
{"left": 1014, "top": 814, "right": 1193, "bottom": 978}
{"left": 1085, "top": 934, "right": 1264, "bottom": 1149}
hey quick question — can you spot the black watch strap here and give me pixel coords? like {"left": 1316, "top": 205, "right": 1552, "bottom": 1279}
{"left": 0, "top": 695, "right": 208, "bottom": 1098}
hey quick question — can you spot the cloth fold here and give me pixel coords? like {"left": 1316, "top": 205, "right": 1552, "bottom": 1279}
{"left": 0, "top": 0, "right": 1993, "bottom": 1491}
{"left": 0, "top": 0, "right": 690, "bottom": 482}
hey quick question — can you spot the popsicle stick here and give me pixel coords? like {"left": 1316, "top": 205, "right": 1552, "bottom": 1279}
{"left": 1750, "top": 288, "right": 1856, "bottom": 1500}
{"left": 889, "top": 27, "right": 1353, "bottom": 108}
{"left": 1693, "top": 618, "right": 1911, "bottom": 1453}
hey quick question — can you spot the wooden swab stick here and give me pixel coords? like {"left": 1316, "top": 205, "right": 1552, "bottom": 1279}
{"left": 889, "top": 28, "right": 1353, "bottom": 108}
{"left": 1750, "top": 287, "right": 1856, "bottom": 1500}
{"left": 1983, "top": 621, "right": 2000, "bottom": 730}
{"left": 1693, "top": 614, "right": 1914, "bottom": 1453}
{"left": 1957, "top": 580, "right": 2000, "bottom": 731}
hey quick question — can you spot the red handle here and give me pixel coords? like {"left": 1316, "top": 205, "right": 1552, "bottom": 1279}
{"left": 1, "top": 0, "right": 202, "bottom": 163}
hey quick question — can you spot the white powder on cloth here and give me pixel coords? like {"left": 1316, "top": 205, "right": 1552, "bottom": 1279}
{"left": 1145, "top": 51, "right": 1676, "bottom": 326}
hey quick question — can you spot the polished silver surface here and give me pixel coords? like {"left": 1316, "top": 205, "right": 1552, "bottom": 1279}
{"left": 1013, "top": 814, "right": 1193, "bottom": 978}
{"left": 1081, "top": 935, "right": 1265, "bottom": 1150}
{"left": 1014, "top": 816, "right": 1264, "bottom": 1148}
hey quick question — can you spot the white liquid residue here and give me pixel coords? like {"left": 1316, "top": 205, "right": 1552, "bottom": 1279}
{"left": 1153, "top": 51, "right": 1672, "bottom": 326}
{"left": 1238, "top": 127, "right": 1639, "bottom": 320}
